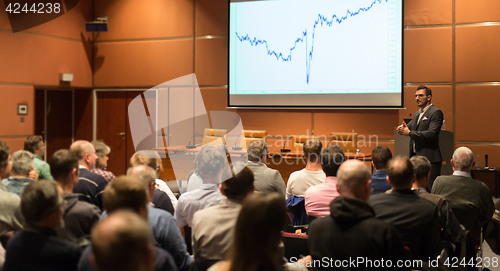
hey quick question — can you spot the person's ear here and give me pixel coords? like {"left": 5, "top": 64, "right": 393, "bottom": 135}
{"left": 219, "top": 183, "right": 226, "bottom": 196}
{"left": 336, "top": 183, "right": 341, "bottom": 194}
{"left": 386, "top": 176, "right": 392, "bottom": 186}
{"left": 450, "top": 159, "right": 455, "bottom": 169}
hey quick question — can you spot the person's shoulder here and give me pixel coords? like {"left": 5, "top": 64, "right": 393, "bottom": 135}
{"left": 74, "top": 199, "right": 102, "bottom": 214}
{"left": 149, "top": 204, "right": 174, "bottom": 220}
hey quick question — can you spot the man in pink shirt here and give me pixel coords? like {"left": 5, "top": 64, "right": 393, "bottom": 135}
{"left": 304, "top": 144, "right": 345, "bottom": 222}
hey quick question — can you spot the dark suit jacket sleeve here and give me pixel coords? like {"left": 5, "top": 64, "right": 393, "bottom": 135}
{"left": 409, "top": 108, "right": 443, "bottom": 141}
{"left": 95, "top": 175, "right": 108, "bottom": 210}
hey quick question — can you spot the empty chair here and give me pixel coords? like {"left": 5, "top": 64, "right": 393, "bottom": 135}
{"left": 202, "top": 129, "right": 227, "bottom": 145}
{"left": 240, "top": 130, "right": 267, "bottom": 148}
{"left": 329, "top": 132, "right": 357, "bottom": 153}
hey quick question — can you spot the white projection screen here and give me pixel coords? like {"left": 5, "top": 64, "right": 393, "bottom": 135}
{"left": 228, "top": 0, "right": 403, "bottom": 108}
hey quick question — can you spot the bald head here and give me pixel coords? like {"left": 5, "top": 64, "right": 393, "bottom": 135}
{"left": 127, "top": 165, "right": 156, "bottom": 199}
{"left": 91, "top": 210, "right": 154, "bottom": 271}
{"left": 452, "top": 147, "right": 474, "bottom": 172}
{"left": 337, "top": 160, "right": 371, "bottom": 202}
{"left": 70, "top": 140, "right": 97, "bottom": 170}
{"left": 387, "top": 156, "right": 414, "bottom": 190}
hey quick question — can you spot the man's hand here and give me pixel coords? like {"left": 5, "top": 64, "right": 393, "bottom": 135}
{"left": 28, "top": 168, "right": 39, "bottom": 180}
{"left": 397, "top": 121, "right": 410, "bottom": 136}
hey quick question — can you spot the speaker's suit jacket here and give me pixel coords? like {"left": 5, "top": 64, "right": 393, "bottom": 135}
{"left": 407, "top": 105, "right": 443, "bottom": 163}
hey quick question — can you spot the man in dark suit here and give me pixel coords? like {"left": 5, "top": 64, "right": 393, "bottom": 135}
{"left": 70, "top": 140, "right": 108, "bottom": 210}
{"left": 397, "top": 85, "right": 443, "bottom": 190}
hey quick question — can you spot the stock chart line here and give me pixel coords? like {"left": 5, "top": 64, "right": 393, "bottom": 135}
{"left": 235, "top": 0, "right": 388, "bottom": 84}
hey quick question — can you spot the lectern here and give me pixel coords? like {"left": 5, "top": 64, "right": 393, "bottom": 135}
{"left": 394, "top": 128, "right": 454, "bottom": 175}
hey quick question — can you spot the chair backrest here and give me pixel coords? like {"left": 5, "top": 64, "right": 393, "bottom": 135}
{"left": 241, "top": 130, "right": 267, "bottom": 147}
{"left": 291, "top": 135, "right": 319, "bottom": 152}
{"left": 329, "top": 132, "right": 358, "bottom": 153}
{"left": 281, "top": 232, "right": 309, "bottom": 260}
{"left": 201, "top": 128, "right": 227, "bottom": 145}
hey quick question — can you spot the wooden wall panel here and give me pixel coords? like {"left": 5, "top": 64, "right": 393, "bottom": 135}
{"left": 399, "top": 86, "right": 453, "bottom": 132}
{"left": 403, "top": 28, "right": 452, "bottom": 83}
{"left": 93, "top": 40, "right": 193, "bottom": 87}
{"left": 94, "top": 0, "right": 193, "bottom": 41}
{"left": 0, "top": 85, "right": 34, "bottom": 137}
{"left": 455, "top": 85, "right": 500, "bottom": 142}
{"left": 314, "top": 110, "right": 399, "bottom": 141}
{"left": 195, "top": 0, "right": 228, "bottom": 36}
{"left": 195, "top": 38, "right": 227, "bottom": 86}
{"left": 456, "top": 0, "right": 500, "bottom": 24}
{"left": 0, "top": 138, "right": 26, "bottom": 154}
{"left": 0, "top": 0, "right": 93, "bottom": 40}
{"left": 0, "top": 32, "right": 92, "bottom": 86}
{"left": 236, "top": 110, "right": 311, "bottom": 139}
{"left": 456, "top": 25, "right": 500, "bottom": 83}
{"left": 200, "top": 88, "right": 231, "bottom": 113}
{"left": 404, "top": 0, "right": 451, "bottom": 26}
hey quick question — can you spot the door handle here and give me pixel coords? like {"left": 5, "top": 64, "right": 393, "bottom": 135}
{"left": 117, "top": 132, "right": 125, "bottom": 136}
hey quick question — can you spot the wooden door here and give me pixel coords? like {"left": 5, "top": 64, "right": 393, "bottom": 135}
{"left": 96, "top": 92, "right": 128, "bottom": 176}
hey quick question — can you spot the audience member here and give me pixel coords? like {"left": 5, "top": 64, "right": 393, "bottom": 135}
{"left": 410, "top": 156, "right": 466, "bottom": 246}
{"left": 90, "top": 210, "right": 175, "bottom": 271}
{"left": 127, "top": 165, "right": 174, "bottom": 215}
{"left": 175, "top": 144, "right": 226, "bottom": 231}
{"left": 369, "top": 156, "right": 441, "bottom": 260}
{"left": 370, "top": 145, "right": 392, "bottom": 194}
{"left": 304, "top": 144, "right": 344, "bottom": 220}
{"left": 308, "top": 160, "right": 409, "bottom": 271}
{"left": 0, "top": 141, "right": 24, "bottom": 236}
{"left": 130, "top": 150, "right": 178, "bottom": 209}
{"left": 70, "top": 140, "right": 108, "bottom": 210}
{"left": 245, "top": 139, "right": 285, "bottom": 197}
{"left": 79, "top": 176, "right": 192, "bottom": 271}
{"left": 24, "top": 135, "right": 53, "bottom": 180}
{"left": 207, "top": 193, "right": 307, "bottom": 271}
{"left": 432, "top": 147, "right": 495, "bottom": 244}
{"left": 3, "top": 180, "right": 82, "bottom": 271}
{"left": 50, "top": 149, "right": 101, "bottom": 244}
{"left": 286, "top": 138, "right": 326, "bottom": 198}
{"left": 191, "top": 164, "right": 254, "bottom": 269}
{"left": 91, "top": 140, "right": 116, "bottom": 182}
{"left": 2, "top": 150, "right": 36, "bottom": 196}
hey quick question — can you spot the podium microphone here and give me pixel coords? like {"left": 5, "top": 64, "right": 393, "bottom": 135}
{"left": 232, "top": 133, "right": 243, "bottom": 150}
{"left": 186, "top": 132, "right": 199, "bottom": 149}
{"left": 280, "top": 136, "right": 293, "bottom": 153}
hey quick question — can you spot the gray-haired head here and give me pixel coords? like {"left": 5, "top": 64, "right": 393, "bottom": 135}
{"left": 247, "top": 139, "right": 268, "bottom": 162}
{"left": 12, "top": 150, "right": 34, "bottom": 176}
{"left": 452, "top": 147, "right": 474, "bottom": 172}
{"left": 195, "top": 143, "right": 226, "bottom": 182}
{"left": 410, "top": 156, "right": 431, "bottom": 181}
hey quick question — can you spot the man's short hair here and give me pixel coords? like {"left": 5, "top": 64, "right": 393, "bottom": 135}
{"left": 417, "top": 85, "right": 432, "bottom": 96}
{"left": 337, "top": 160, "right": 371, "bottom": 190}
{"left": 126, "top": 165, "right": 156, "bottom": 189}
{"left": 24, "top": 135, "right": 43, "bottom": 154}
{"left": 103, "top": 176, "right": 149, "bottom": 214}
{"left": 220, "top": 163, "right": 254, "bottom": 200}
{"left": 320, "top": 145, "right": 345, "bottom": 177}
{"left": 247, "top": 139, "right": 267, "bottom": 162}
{"left": 387, "top": 156, "right": 414, "bottom": 189}
{"left": 410, "top": 156, "right": 431, "bottom": 181}
{"left": 371, "top": 146, "right": 393, "bottom": 170}
{"left": 92, "top": 140, "right": 111, "bottom": 158}
{"left": 0, "top": 141, "right": 9, "bottom": 168}
{"left": 50, "top": 149, "right": 80, "bottom": 181}
{"left": 303, "top": 138, "right": 322, "bottom": 162}
{"left": 195, "top": 143, "right": 226, "bottom": 180}
{"left": 130, "top": 150, "right": 160, "bottom": 170}
{"left": 21, "top": 180, "right": 62, "bottom": 227}
{"left": 452, "top": 147, "right": 475, "bottom": 172}
{"left": 91, "top": 210, "right": 153, "bottom": 271}
{"left": 11, "top": 150, "right": 34, "bottom": 176}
